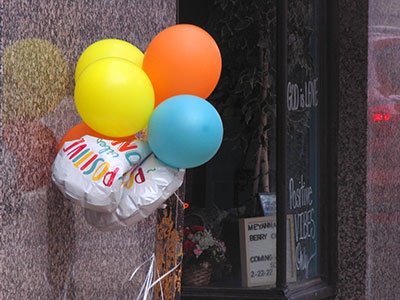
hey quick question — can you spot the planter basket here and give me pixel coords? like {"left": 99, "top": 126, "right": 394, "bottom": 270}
{"left": 182, "top": 263, "right": 213, "bottom": 286}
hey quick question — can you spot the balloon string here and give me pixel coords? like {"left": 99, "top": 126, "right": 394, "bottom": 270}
{"left": 126, "top": 254, "right": 154, "bottom": 282}
{"left": 149, "top": 262, "right": 181, "bottom": 289}
{"left": 122, "top": 152, "right": 153, "bottom": 177}
{"left": 174, "top": 192, "right": 185, "bottom": 207}
{"left": 131, "top": 254, "right": 154, "bottom": 300}
{"left": 140, "top": 255, "right": 154, "bottom": 300}
{"left": 126, "top": 253, "right": 181, "bottom": 300}
{"left": 156, "top": 267, "right": 164, "bottom": 300}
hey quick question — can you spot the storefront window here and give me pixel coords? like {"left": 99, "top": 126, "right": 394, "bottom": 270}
{"left": 179, "top": 0, "right": 336, "bottom": 298}
{"left": 286, "top": 0, "right": 320, "bottom": 283}
{"left": 180, "top": 0, "right": 278, "bottom": 291}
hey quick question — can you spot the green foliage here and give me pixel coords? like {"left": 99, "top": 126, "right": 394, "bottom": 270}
{"left": 287, "top": 0, "right": 316, "bottom": 135}
{"left": 288, "top": 0, "right": 315, "bottom": 77}
{"left": 206, "top": 0, "right": 277, "bottom": 151}
{"left": 197, "top": 0, "right": 278, "bottom": 212}
{"left": 202, "top": 0, "right": 316, "bottom": 211}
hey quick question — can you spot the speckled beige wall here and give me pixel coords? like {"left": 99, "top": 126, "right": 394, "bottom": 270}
{"left": 336, "top": 1, "right": 368, "bottom": 299}
{"left": 336, "top": 0, "right": 400, "bottom": 299}
{"left": 367, "top": 0, "right": 400, "bottom": 299}
{"left": 0, "top": 1, "right": 176, "bottom": 299}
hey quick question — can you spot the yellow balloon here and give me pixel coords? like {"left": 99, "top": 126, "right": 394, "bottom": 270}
{"left": 75, "top": 39, "right": 144, "bottom": 82}
{"left": 74, "top": 57, "right": 155, "bottom": 137}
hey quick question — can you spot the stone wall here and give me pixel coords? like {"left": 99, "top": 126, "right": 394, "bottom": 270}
{"left": 367, "top": 0, "right": 400, "bottom": 299}
{"left": 0, "top": 1, "right": 176, "bottom": 299}
{"left": 337, "top": 0, "right": 400, "bottom": 299}
{"left": 336, "top": 0, "right": 368, "bottom": 299}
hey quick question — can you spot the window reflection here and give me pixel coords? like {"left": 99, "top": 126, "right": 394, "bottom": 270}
{"left": 369, "top": 26, "right": 400, "bottom": 186}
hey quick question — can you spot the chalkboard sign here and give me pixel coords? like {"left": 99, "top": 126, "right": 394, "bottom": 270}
{"left": 286, "top": 0, "right": 321, "bottom": 281}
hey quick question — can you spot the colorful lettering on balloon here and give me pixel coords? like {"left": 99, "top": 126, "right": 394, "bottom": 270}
{"left": 62, "top": 137, "right": 120, "bottom": 187}
{"left": 122, "top": 167, "right": 146, "bottom": 189}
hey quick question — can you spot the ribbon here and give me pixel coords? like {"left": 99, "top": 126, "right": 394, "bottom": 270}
{"left": 125, "top": 253, "right": 181, "bottom": 300}
{"left": 123, "top": 193, "right": 185, "bottom": 299}
{"left": 174, "top": 192, "right": 185, "bottom": 207}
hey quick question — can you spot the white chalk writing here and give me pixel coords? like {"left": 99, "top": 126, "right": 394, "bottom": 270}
{"left": 287, "top": 78, "right": 318, "bottom": 111}
{"left": 288, "top": 175, "right": 317, "bottom": 276}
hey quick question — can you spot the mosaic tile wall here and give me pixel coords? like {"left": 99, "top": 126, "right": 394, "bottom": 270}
{"left": 0, "top": 1, "right": 176, "bottom": 299}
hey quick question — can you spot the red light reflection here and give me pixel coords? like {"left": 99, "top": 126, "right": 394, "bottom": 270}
{"left": 384, "top": 113, "right": 392, "bottom": 121}
{"left": 372, "top": 112, "right": 392, "bottom": 122}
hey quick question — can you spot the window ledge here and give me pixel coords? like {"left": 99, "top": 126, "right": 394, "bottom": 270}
{"left": 286, "top": 278, "right": 335, "bottom": 300}
{"left": 181, "top": 278, "right": 335, "bottom": 300}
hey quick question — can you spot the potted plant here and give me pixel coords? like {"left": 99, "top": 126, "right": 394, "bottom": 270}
{"left": 182, "top": 225, "right": 227, "bottom": 286}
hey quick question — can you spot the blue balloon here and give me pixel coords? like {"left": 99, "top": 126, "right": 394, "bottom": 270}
{"left": 148, "top": 95, "right": 223, "bottom": 168}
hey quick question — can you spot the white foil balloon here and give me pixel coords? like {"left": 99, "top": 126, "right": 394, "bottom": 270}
{"left": 52, "top": 135, "right": 184, "bottom": 230}
{"left": 84, "top": 154, "right": 185, "bottom": 231}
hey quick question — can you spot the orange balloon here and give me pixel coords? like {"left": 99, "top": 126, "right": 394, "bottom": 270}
{"left": 143, "top": 24, "right": 222, "bottom": 107}
{"left": 57, "top": 122, "right": 136, "bottom": 153}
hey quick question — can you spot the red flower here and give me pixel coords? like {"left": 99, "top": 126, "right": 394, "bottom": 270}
{"left": 183, "top": 228, "right": 191, "bottom": 236}
{"left": 191, "top": 225, "right": 205, "bottom": 232}
{"left": 183, "top": 240, "right": 196, "bottom": 256}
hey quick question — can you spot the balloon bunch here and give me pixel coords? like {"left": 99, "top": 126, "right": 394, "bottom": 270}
{"left": 52, "top": 25, "right": 224, "bottom": 230}
{"left": 74, "top": 24, "right": 224, "bottom": 169}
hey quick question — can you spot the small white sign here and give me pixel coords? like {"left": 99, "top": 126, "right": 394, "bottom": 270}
{"left": 239, "top": 216, "right": 296, "bottom": 287}
{"left": 239, "top": 216, "right": 276, "bottom": 287}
